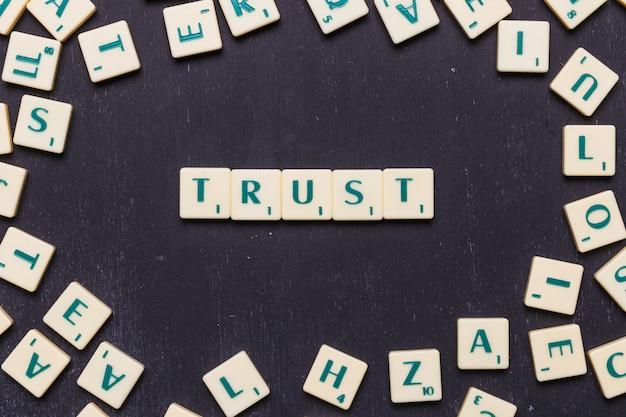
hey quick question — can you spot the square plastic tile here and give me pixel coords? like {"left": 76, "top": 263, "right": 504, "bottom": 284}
{"left": 76, "top": 402, "right": 109, "bottom": 417}
{"left": 164, "top": 402, "right": 202, "bottom": 417}
{"left": 13, "top": 94, "right": 73, "bottom": 154}
{"left": 543, "top": 0, "right": 607, "bottom": 30}
{"left": 563, "top": 125, "right": 615, "bottom": 176}
{"left": 163, "top": 0, "right": 222, "bottom": 58}
{"left": 180, "top": 167, "right": 231, "bottom": 219}
{"left": 0, "top": 227, "right": 55, "bottom": 292}
{"left": 444, "top": 0, "right": 511, "bottom": 39}
{"left": 374, "top": 0, "right": 440, "bottom": 44}
{"left": 333, "top": 169, "right": 383, "bottom": 221}
{"left": 0, "top": 306, "right": 13, "bottom": 336}
{"left": 0, "top": 0, "right": 29, "bottom": 36}
{"left": 588, "top": 335, "right": 626, "bottom": 399}
{"left": 497, "top": 20, "right": 549, "bottom": 73}
{"left": 217, "top": 0, "right": 279, "bottom": 37}
{"left": 457, "top": 318, "right": 509, "bottom": 370}
{"left": 231, "top": 169, "right": 281, "bottom": 220}
{"left": 388, "top": 348, "right": 441, "bottom": 403}
{"left": 457, "top": 387, "right": 517, "bottom": 417}
{"left": 383, "top": 168, "right": 434, "bottom": 219}
{"left": 0, "top": 103, "right": 12, "bottom": 155}
{"left": 523, "top": 256, "right": 584, "bottom": 315}
{"left": 0, "top": 161, "right": 28, "bottom": 218}
{"left": 281, "top": 169, "right": 333, "bottom": 220}
{"left": 595, "top": 246, "right": 626, "bottom": 312}
{"left": 306, "top": 0, "right": 369, "bottom": 35}
{"left": 528, "top": 323, "right": 587, "bottom": 382}
{"left": 27, "top": 0, "right": 96, "bottom": 42}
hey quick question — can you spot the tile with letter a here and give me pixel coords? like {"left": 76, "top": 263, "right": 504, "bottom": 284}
{"left": 543, "top": 0, "right": 607, "bottom": 30}
{"left": 444, "top": 0, "right": 511, "bottom": 39}
{"left": 528, "top": 323, "right": 587, "bottom": 382}
{"left": 383, "top": 168, "right": 434, "bottom": 219}
{"left": 374, "top": 0, "right": 440, "bottom": 45}
{"left": 588, "top": 335, "right": 626, "bottom": 399}
{"left": 306, "top": 0, "right": 369, "bottom": 35}
{"left": 0, "top": 305, "right": 13, "bottom": 336}
{"left": 563, "top": 125, "right": 615, "bottom": 177}
{"left": 333, "top": 169, "right": 383, "bottom": 221}
{"left": 164, "top": 402, "right": 203, "bottom": 417}
{"left": 76, "top": 402, "right": 109, "bottom": 417}
{"left": 281, "top": 169, "right": 333, "bottom": 220}
{"left": 595, "top": 246, "right": 626, "bottom": 312}
{"left": 388, "top": 348, "right": 442, "bottom": 403}
{"left": 0, "top": 0, "right": 28, "bottom": 35}
{"left": 523, "top": 256, "right": 584, "bottom": 315}
{"left": 0, "top": 227, "right": 55, "bottom": 292}
{"left": 0, "top": 161, "right": 28, "bottom": 219}
{"left": 217, "top": 0, "right": 279, "bottom": 37}
{"left": 457, "top": 317, "right": 509, "bottom": 370}
{"left": 163, "top": 0, "right": 222, "bottom": 59}
{"left": 27, "top": 0, "right": 96, "bottom": 42}
{"left": 202, "top": 351, "right": 270, "bottom": 417}
{"left": 1, "top": 329, "right": 71, "bottom": 398}
{"left": 457, "top": 387, "right": 517, "bottom": 417}
{"left": 180, "top": 167, "right": 231, "bottom": 219}
{"left": 231, "top": 169, "right": 281, "bottom": 220}
{"left": 497, "top": 20, "right": 549, "bottom": 73}
{"left": 13, "top": 94, "right": 73, "bottom": 154}
{"left": 0, "top": 103, "right": 13, "bottom": 155}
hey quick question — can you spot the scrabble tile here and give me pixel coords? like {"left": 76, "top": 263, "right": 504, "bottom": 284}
{"left": 383, "top": 168, "right": 434, "bottom": 220}
{"left": 76, "top": 402, "right": 109, "bottom": 417}
{"left": 0, "top": 103, "right": 12, "bottom": 155}
{"left": 78, "top": 20, "right": 141, "bottom": 83}
{"left": 562, "top": 125, "right": 615, "bottom": 177}
{"left": 619, "top": 0, "right": 626, "bottom": 7}
{"left": 388, "top": 348, "right": 441, "bottom": 403}
{"left": 497, "top": 20, "right": 549, "bottom": 73}
{"left": 180, "top": 167, "right": 231, "bottom": 219}
{"left": 303, "top": 344, "right": 368, "bottom": 410}
{"left": 306, "top": 0, "right": 369, "bottom": 35}
{"left": 444, "top": 0, "right": 512, "bottom": 39}
{"left": 528, "top": 323, "right": 587, "bottom": 382}
{"left": 13, "top": 94, "right": 73, "bottom": 154}
{"left": 0, "top": 161, "right": 27, "bottom": 218}
{"left": 43, "top": 281, "right": 112, "bottom": 350}
{"left": 0, "top": 0, "right": 28, "bottom": 35}
{"left": 281, "top": 169, "right": 333, "bottom": 220}
{"left": 595, "top": 246, "right": 626, "bottom": 312}
{"left": 543, "top": 0, "right": 607, "bottom": 30}
{"left": 523, "top": 256, "right": 584, "bottom": 315}
{"left": 217, "top": 0, "right": 280, "bottom": 37}
{"left": 27, "top": 0, "right": 96, "bottom": 42}
{"left": 457, "top": 387, "right": 517, "bottom": 417}
{"left": 550, "top": 48, "right": 618, "bottom": 116}
{"left": 457, "top": 318, "right": 509, "bottom": 370}
{"left": 202, "top": 351, "right": 270, "bottom": 417}
{"left": 77, "top": 341, "right": 145, "bottom": 409}
{"left": 373, "top": 0, "right": 440, "bottom": 44}
{"left": 163, "top": 1, "right": 222, "bottom": 59}
{"left": 1, "top": 329, "right": 71, "bottom": 398}
{"left": 0, "top": 306, "right": 13, "bottom": 336}
{"left": 0, "top": 227, "right": 55, "bottom": 292}
{"left": 332, "top": 169, "right": 383, "bottom": 221}
{"left": 231, "top": 169, "right": 281, "bottom": 220}
{"left": 588, "top": 335, "right": 626, "bottom": 399}
{"left": 563, "top": 190, "right": 626, "bottom": 253}
{"left": 164, "top": 402, "right": 203, "bottom": 417}
{"left": 1, "top": 31, "right": 62, "bottom": 91}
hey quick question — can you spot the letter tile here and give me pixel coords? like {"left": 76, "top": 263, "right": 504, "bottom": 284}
{"left": 76, "top": 402, "right": 109, "bottom": 417}
{"left": 333, "top": 169, "right": 383, "bottom": 221}
{"left": 281, "top": 169, "right": 333, "bottom": 220}
{"left": 457, "top": 318, "right": 509, "bottom": 370}
{"left": 388, "top": 348, "right": 441, "bottom": 403}
{"left": 373, "top": 0, "right": 439, "bottom": 44}
{"left": 562, "top": 125, "right": 615, "bottom": 177}
{"left": 0, "top": 0, "right": 29, "bottom": 35}
{"left": 528, "top": 323, "right": 587, "bottom": 382}
{"left": 306, "top": 0, "right": 369, "bottom": 35}
{"left": 595, "top": 246, "right": 626, "bottom": 312}
{"left": 180, "top": 167, "right": 231, "bottom": 219}
{"left": 27, "top": 0, "right": 96, "bottom": 42}
{"left": 523, "top": 256, "right": 584, "bottom": 315}
{"left": 444, "top": 0, "right": 511, "bottom": 39}
{"left": 457, "top": 387, "right": 517, "bottom": 417}
{"left": 163, "top": 0, "right": 222, "bottom": 59}
{"left": 217, "top": 0, "right": 280, "bottom": 37}
{"left": 0, "top": 161, "right": 28, "bottom": 218}
{"left": 0, "top": 305, "right": 13, "bottom": 336}
{"left": 383, "top": 168, "right": 434, "bottom": 219}
{"left": 231, "top": 169, "right": 281, "bottom": 220}
{"left": 164, "top": 402, "right": 203, "bottom": 417}
{"left": 588, "top": 335, "right": 626, "bottom": 399}
{"left": 13, "top": 94, "right": 73, "bottom": 154}
{"left": 496, "top": 20, "right": 549, "bottom": 73}
{"left": 543, "top": 0, "right": 607, "bottom": 30}
{"left": 0, "top": 103, "right": 12, "bottom": 155}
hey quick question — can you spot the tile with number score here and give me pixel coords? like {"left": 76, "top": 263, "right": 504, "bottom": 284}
{"left": 444, "top": 0, "right": 512, "bottom": 39}
{"left": 523, "top": 256, "right": 584, "bottom": 315}
{"left": 562, "top": 125, "right": 615, "bottom": 176}
{"left": 543, "top": 0, "right": 607, "bottom": 30}
{"left": 163, "top": 0, "right": 222, "bottom": 58}
{"left": 217, "top": 0, "right": 279, "bottom": 37}
{"left": 27, "top": 0, "right": 96, "bottom": 42}
{"left": 457, "top": 317, "right": 509, "bottom": 370}
{"left": 497, "top": 20, "right": 549, "bottom": 73}
{"left": 588, "top": 335, "right": 626, "bottom": 399}
{"left": 281, "top": 169, "right": 333, "bottom": 220}
{"left": 457, "top": 387, "right": 517, "bottom": 417}
{"left": 374, "top": 0, "right": 439, "bottom": 44}
{"left": 0, "top": 227, "right": 55, "bottom": 292}
{"left": 333, "top": 169, "right": 383, "bottom": 221}
{"left": 389, "top": 348, "right": 441, "bottom": 403}
{"left": 383, "top": 168, "right": 434, "bottom": 219}
{"left": 13, "top": 94, "right": 73, "bottom": 154}
{"left": 306, "top": 0, "right": 369, "bottom": 35}
{"left": 528, "top": 323, "right": 587, "bottom": 382}
{"left": 0, "top": 161, "right": 28, "bottom": 219}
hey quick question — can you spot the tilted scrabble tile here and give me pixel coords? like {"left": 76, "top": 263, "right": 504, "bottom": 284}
{"left": 0, "top": 103, "right": 13, "bottom": 155}
{"left": 444, "top": 0, "right": 512, "bottom": 39}
{"left": 497, "top": 20, "right": 549, "bottom": 73}
{"left": 163, "top": 0, "right": 222, "bottom": 58}
{"left": 180, "top": 167, "right": 231, "bottom": 219}
{"left": 457, "top": 317, "right": 509, "bottom": 370}
{"left": 281, "top": 169, "right": 333, "bottom": 220}
{"left": 0, "top": 305, "right": 14, "bottom": 336}
{"left": 202, "top": 351, "right": 270, "bottom": 417}
{"left": 76, "top": 402, "right": 109, "bottom": 417}
{"left": 563, "top": 125, "right": 615, "bottom": 177}
{"left": 383, "top": 168, "right": 434, "bottom": 219}
{"left": 0, "top": 161, "right": 28, "bottom": 218}
{"left": 388, "top": 348, "right": 441, "bottom": 403}
{"left": 231, "top": 169, "right": 281, "bottom": 220}
{"left": 374, "top": 0, "right": 440, "bottom": 45}
{"left": 0, "top": 227, "right": 55, "bottom": 292}
{"left": 588, "top": 335, "right": 626, "bottom": 399}
{"left": 595, "top": 246, "right": 626, "bottom": 312}
{"left": 0, "top": 0, "right": 28, "bottom": 35}
{"left": 164, "top": 402, "right": 203, "bottom": 417}
{"left": 528, "top": 323, "right": 587, "bottom": 382}
{"left": 457, "top": 387, "right": 517, "bottom": 417}
{"left": 27, "top": 0, "right": 96, "bottom": 42}
{"left": 333, "top": 169, "right": 383, "bottom": 221}
{"left": 217, "top": 0, "right": 280, "bottom": 37}
{"left": 306, "top": 0, "right": 369, "bottom": 35}
{"left": 523, "top": 256, "right": 584, "bottom": 315}
{"left": 1, "top": 329, "right": 71, "bottom": 398}
{"left": 544, "top": 0, "right": 607, "bottom": 30}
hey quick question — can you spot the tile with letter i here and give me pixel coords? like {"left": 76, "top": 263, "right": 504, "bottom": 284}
{"left": 0, "top": 103, "right": 13, "bottom": 155}
{"left": 163, "top": 0, "right": 222, "bottom": 59}
{"left": 202, "top": 351, "right": 270, "bottom": 417}
{"left": 78, "top": 20, "right": 141, "bottom": 83}
{"left": 217, "top": 0, "right": 280, "bottom": 37}
{"left": 164, "top": 402, "right": 203, "bottom": 417}
{"left": 528, "top": 323, "right": 587, "bottom": 382}
{"left": 306, "top": 0, "right": 369, "bottom": 35}
{"left": 333, "top": 169, "right": 383, "bottom": 221}
{"left": 13, "top": 94, "right": 73, "bottom": 154}
{"left": 76, "top": 402, "right": 109, "bottom": 417}
{"left": 595, "top": 246, "right": 626, "bottom": 312}
{"left": 457, "top": 318, "right": 509, "bottom": 370}
{"left": 0, "top": 227, "right": 55, "bottom": 292}
{"left": 383, "top": 168, "right": 434, "bottom": 219}
{"left": 523, "top": 256, "right": 584, "bottom": 315}
{"left": 0, "top": 306, "right": 14, "bottom": 336}
{"left": 231, "top": 169, "right": 281, "bottom": 220}
{"left": 0, "top": 161, "right": 28, "bottom": 219}
{"left": 496, "top": 20, "right": 549, "bottom": 73}
{"left": 1, "top": 329, "right": 71, "bottom": 398}
{"left": 443, "top": 0, "right": 511, "bottom": 39}
{"left": 563, "top": 125, "right": 615, "bottom": 177}
{"left": 563, "top": 190, "right": 626, "bottom": 253}
{"left": 388, "top": 348, "right": 442, "bottom": 403}
{"left": 77, "top": 341, "right": 145, "bottom": 409}
{"left": 457, "top": 387, "right": 517, "bottom": 417}
{"left": 543, "top": 0, "right": 607, "bottom": 30}
{"left": 373, "top": 0, "right": 440, "bottom": 45}
{"left": 588, "top": 335, "right": 626, "bottom": 399}
{"left": 281, "top": 169, "right": 333, "bottom": 220}
{"left": 180, "top": 167, "right": 231, "bottom": 219}
{"left": 0, "top": 0, "right": 28, "bottom": 35}
{"left": 27, "top": 0, "right": 96, "bottom": 42}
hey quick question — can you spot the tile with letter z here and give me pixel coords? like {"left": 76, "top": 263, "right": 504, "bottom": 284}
{"left": 588, "top": 335, "right": 626, "bottom": 399}
{"left": 523, "top": 256, "right": 584, "bottom": 315}
{"left": 374, "top": 0, "right": 440, "bottom": 45}
{"left": 528, "top": 323, "right": 587, "bottom": 382}
{"left": 27, "top": 0, "right": 96, "bottom": 42}
{"left": 457, "top": 386, "right": 517, "bottom": 417}
{"left": 388, "top": 348, "right": 442, "bottom": 403}
{"left": 0, "top": 161, "right": 28, "bottom": 219}
{"left": 306, "top": 0, "right": 369, "bottom": 35}
{"left": 217, "top": 0, "right": 280, "bottom": 37}
{"left": 163, "top": 0, "right": 222, "bottom": 58}
{"left": 444, "top": 0, "right": 512, "bottom": 39}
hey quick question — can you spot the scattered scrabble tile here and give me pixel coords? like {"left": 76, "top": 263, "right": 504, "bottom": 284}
{"left": 563, "top": 190, "right": 626, "bottom": 253}
{"left": 562, "top": 125, "right": 615, "bottom": 177}
{"left": 550, "top": 47, "right": 619, "bottom": 116}
{"left": 281, "top": 169, "right": 333, "bottom": 220}
{"left": 0, "top": 0, "right": 29, "bottom": 35}
{"left": 595, "top": 246, "right": 626, "bottom": 312}
{"left": 618, "top": 0, "right": 626, "bottom": 6}
{"left": 543, "top": 0, "right": 607, "bottom": 30}
{"left": 78, "top": 20, "right": 141, "bottom": 83}
{"left": 230, "top": 169, "right": 281, "bottom": 220}
{"left": 0, "top": 103, "right": 13, "bottom": 155}
{"left": 1, "top": 329, "right": 71, "bottom": 398}
{"left": 77, "top": 341, "right": 145, "bottom": 409}
{"left": 457, "top": 317, "right": 509, "bottom": 370}
{"left": 528, "top": 323, "right": 587, "bottom": 382}
{"left": 163, "top": 0, "right": 222, "bottom": 59}
{"left": 0, "top": 161, "right": 28, "bottom": 218}
{"left": 164, "top": 402, "right": 203, "bottom": 417}
{"left": 76, "top": 402, "right": 109, "bottom": 417}
{"left": 306, "top": 0, "right": 369, "bottom": 35}
{"left": 457, "top": 387, "right": 517, "bottom": 417}
{"left": 217, "top": 0, "right": 280, "bottom": 37}
{"left": 202, "top": 351, "right": 270, "bottom": 417}
{"left": 388, "top": 348, "right": 442, "bottom": 403}
{"left": 523, "top": 256, "right": 584, "bottom": 315}
{"left": 333, "top": 169, "right": 383, "bottom": 221}
{"left": 496, "top": 20, "right": 549, "bottom": 73}
{"left": 0, "top": 306, "right": 13, "bottom": 336}
{"left": 1, "top": 31, "right": 62, "bottom": 91}
{"left": 588, "top": 335, "right": 626, "bottom": 399}
{"left": 373, "top": 0, "right": 440, "bottom": 44}
{"left": 444, "top": 0, "right": 512, "bottom": 39}
{"left": 303, "top": 344, "right": 368, "bottom": 410}
{"left": 27, "top": 0, "right": 96, "bottom": 42}
{"left": 383, "top": 168, "right": 434, "bottom": 220}
{"left": 43, "top": 281, "right": 112, "bottom": 350}
{"left": 180, "top": 167, "right": 231, "bottom": 219}
{"left": 13, "top": 94, "right": 74, "bottom": 154}
{"left": 0, "top": 227, "right": 55, "bottom": 292}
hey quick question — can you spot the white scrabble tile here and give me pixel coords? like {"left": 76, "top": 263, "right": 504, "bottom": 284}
{"left": 306, "top": 0, "right": 369, "bottom": 35}
{"left": 78, "top": 20, "right": 141, "bottom": 83}
{"left": 0, "top": 103, "right": 12, "bottom": 155}
{"left": 13, "top": 94, "right": 73, "bottom": 154}
{"left": 43, "top": 281, "right": 112, "bottom": 350}
{"left": 374, "top": 0, "right": 439, "bottom": 44}
{"left": 383, "top": 168, "right": 434, "bottom": 220}
{"left": 444, "top": 0, "right": 511, "bottom": 39}
{"left": 303, "top": 344, "right": 368, "bottom": 410}
{"left": 180, "top": 167, "right": 231, "bottom": 219}
{"left": 332, "top": 170, "right": 383, "bottom": 221}
{"left": 0, "top": 227, "right": 55, "bottom": 292}
{"left": 164, "top": 402, "right": 203, "bottom": 417}
{"left": 77, "top": 342, "right": 145, "bottom": 409}
{"left": 1, "top": 329, "right": 71, "bottom": 398}
{"left": 231, "top": 169, "right": 281, "bottom": 220}
{"left": 523, "top": 256, "right": 584, "bottom": 315}
{"left": 457, "top": 387, "right": 517, "bottom": 417}
{"left": 543, "top": 0, "right": 607, "bottom": 30}
{"left": 202, "top": 351, "right": 270, "bottom": 417}
{"left": 563, "top": 125, "right": 615, "bottom": 177}
{"left": 550, "top": 48, "right": 618, "bottom": 116}
{"left": 27, "top": 0, "right": 96, "bottom": 42}
{"left": 217, "top": 0, "right": 280, "bottom": 37}
{"left": 0, "top": 161, "right": 27, "bottom": 219}
{"left": 1, "top": 31, "right": 62, "bottom": 91}
{"left": 528, "top": 323, "right": 587, "bottom": 382}
{"left": 564, "top": 190, "right": 626, "bottom": 253}
{"left": 497, "top": 20, "right": 549, "bottom": 73}
{"left": 388, "top": 348, "right": 441, "bottom": 403}
{"left": 0, "top": 0, "right": 28, "bottom": 36}
{"left": 588, "top": 335, "right": 626, "bottom": 399}
{"left": 0, "top": 306, "right": 13, "bottom": 336}
{"left": 457, "top": 317, "right": 509, "bottom": 370}
{"left": 281, "top": 169, "right": 333, "bottom": 220}
{"left": 595, "top": 246, "right": 626, "bottom": 312}
{"left": 163, "top": 1, "right": 222, "bottom": 59}
{"left": 76, "top": 402, "right": 109, "bottom": 417}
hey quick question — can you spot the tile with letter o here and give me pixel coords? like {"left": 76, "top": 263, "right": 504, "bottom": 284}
{"left": 457, "top": 317, "right": 509, "bottom": 370}
{"left": 528, "top": 323, "right": 587, "bottom": 382}
{"left": 27, "top": 0, "right": 96, "bottom": 42}
{"left": 374, "top": 0, "right": 439, "bottom": 45}
{"left": 306, "top": 0, "right": 369, "bottom": 35}
{"left": 0, "top": 0, "right": 29, "bottom": 35}
{"left": 562, "top": 125, "right": 615, "bottom": 177}
{"left": 457, "top": 386, "right": 517, "bottom": 417}
{"left": 282, "top": 169, "right": 333, "bottom": 220}
{"left": 596, "top": 246, "right": 626, "bottom": 312}
{"left": 388, "top": 348, "right": 441, "bottom": 403}
{"left": 76, "top": 402, "right": 109, "bottom": 417}
{"left": 180, "top": 167, "right": 231, "bottom": 219}
{"left": 588, "top": 335, "right": 626, "bottom": 399}
{"left": 444, "top": 0, "right": 511, "bottom": 39}
{"left": 0, "top": 305, "right": 14, "bottom": 336}
{"left": 523, "top": 256, "right": 584, "bottom": 315}
{"left": 14, "top": 94, "right": 73, "bottom": 154}
{"left": 231, "top": 169, "right": 281, "bottom": 220}
{"left": 0, "top": 161, "right": 28, "bottom": 219}
{"left": 163, "top": 0, "right": 222, "bottom": 58}
{"left": 217, "top": 0, "right": 279, "bottom": 37}
{"left": 383, "top": 168, "right": 434, "bottom": 219}
{"left": 543, "top": 0, "right": 607, "bottom": 30}
{"left": 333, "top": 169, "right": 382, "bottom": 221}
{"left": 0, "top": 103, "right": 12, "bottom": 155}
{"left": 164, "top": 402, "right": 203, "bottom": 417}
{"left": 497, "top": 20, "right": 549, "bottom": 73}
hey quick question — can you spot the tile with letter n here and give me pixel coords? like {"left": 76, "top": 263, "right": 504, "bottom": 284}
{"left": 0, "top": 305, "right": 14, "bottom": 336}
{"left": 588, "top": 335, "right": 626, "bottom": 399}
{"left": 306, "top": 0, "right": 369, "bottom": 35}
{"left": 0, "top": 0, "right": 29, "bottom": 35}
{"left": 180, "top": 167, "right": 231, "bottom": 219}
{"left": 76, "top": 402, "right": 109, "bottom": 417}
{"left": 27, "top": 0, "right": 96, "bottom": 42}
{"left": 163, "top": 0, "right": 222, "bottom": 59}
{"left": 217, "top": 0, "right": 280, "bottom": 37}
{"left": 373, "top": 0, "right": 440, "bottom": 45}
{"left": 231, "top": 169, "right": 281, "bottom": 220}
{"left": 383, "top": 168, "right": 434, "bottom": 220}
{"left": 528, "top": 323, "right": 587, "bottom": 382}
{"left": 562, "top": 125, "right": 615, "bottom": 177}
{"left": 457, "top": 317, "right": 509, "bottom": 370}
{"left": 0, "top": 161, "right": 28, "bottom": 219}
{"left": 0, "top": 103, "right": 13, "bottom": 155}
{"left": 595, "top": 246, "right": 626, "bottom": 312}
{"left": 388, "top": 348, "right": 442, "bottom": 403}
{"left": 164, "top": 402, "right": 203, "bottom": 417}
{"left": 496, "top": 20, "right": 550, "bottom": 73}
{"left": 333, "top": 169, "right": 383, "bottom": 221}
{"left": 281, "top": 169, "right": 333, "bottom": 220}
{"left": 543, "top": 0, "right": 607, "bottom": 30}
{"left": 457, "top": 387, "right": 517, "bottom": 417}
{"left": 523, "top": 256, "right": 584, "bottom": 315}
{"left": 444, "top": 0, "right": 511, "bottom": 39}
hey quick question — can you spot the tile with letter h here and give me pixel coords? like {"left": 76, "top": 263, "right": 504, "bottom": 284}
{"left": 333, "top": 169, "right": 383, "bottom": 221}
{"left": 388, "top": 348, "right": 441, "bottom": 403}
{"left": 0, "top": 0, "right": 29, "bottom": 35}
{"left": 14, "top": 94, "right": 74, "bottom": 154}
{"left": 595, "top": 246, "right": 626, "bottom": 312}
{"left": 163, "top": 0, "right": 222, "bottom": 59}
{"left": 0, "top": 161, "right": 28, "bottom": 219}
{"left": 374, "top": 0, "right": 440, "bottom": 45}
{"left": 457, "top": 318, "right": 509, "bottom": 370}
{"left": 588, "top": 335, "right": 626, "bottom": 399}
{"left": 231, "top": 169, "right": 281, "bottom": 220}
{"left": 27, "top": 0, "right": 96, "bottom": 42}
{"left": 180, "top": 167, "right": 231, "bottom": 219}
{"left": 543, "top": 0, "right": 607, "bottom": 30}
{"left": 282, "top": 169, "right": 333, "bottom": 220}
{"left": 217, "top": 0, "right": 279, "bottom": 37}
{"left": 383, "top": 168, "right": 434, "bottom": 219}
{"left": 306, "top": 0, "right": 369, "bottom": 35}
{"left": 0, "top": 305, "right": 14, "bottom": 336}
{"left": 528, "top": 323, "right": 587, "bottom": 382}
{"left": 523, "top": 256, "right": 584, "bottom": 315}
{"left": 1, "top": 103, "right": 13, "bottom": 155}
{"left": 457, "top": 387, "right": 517, "bottom": 417}
{"left": 562, "top": 125, "right": 615, "bottom": 177}
{"left": 76, "top": 402, "right": 109, "bottom": 417}
{"left": 444, "top": 0, "right": 512, "bottom": 39}
{"left": 497, "top": 20, "right": 549, "bottom": 73}
{"left": 164, "top": 402, "right": 203, "bottom": 417}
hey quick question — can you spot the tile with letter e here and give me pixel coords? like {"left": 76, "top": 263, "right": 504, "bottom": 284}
{"left": 457, "top": 317, "right": 509, "bottom": 370}
{"left": 497, "top": 20, "right": 549, "bottom": 73}
{"left": 77, "top": 341, "right": 145, "bottom": 409}
{"left": 163, "top": 0, "right": 222, "bottom": 59}
{"left": 180, "top": 167, "right": 231, "bottom": 219}
{"left": 0, "top": 227, "right": 55, "bottom": 292}
{"left": 588, "top": 335, "right": 626, "bottom": 399}
{"left": 563, "top": 190, "right": 626, "bottom": 253}
{"left": 282, "top": 169, "right": 333, "bottom": 220}
{"left": 550, "top": 48, "right": 618, "bottom": 116}
{"left": 0, "top": 103, "right": 13, "bottom": 155}
{"left": 0, "top": 0, "right": 29, "bottom": 35}
{"left": 523, "top": 256, "right": 583, "bottom": 315}
{"left": 164, "top": 402, "right": 203, "bottom": 417}
{"left": 78, "top": 20, "right": 141, "bottom": 83}
{"left": 231, "top": 169, "right": 281, "bottom": 220}
{"left": 13, "top": 94, "right": 73, "bottom": 154}
{"left": 595, "top": 246, "right": 626, "bottom": 312}
{"left": 444, "top": 0, "right": 511, "bottom": 39}
{"left": 1, "top": 329, "right": 71, "bottom": 398}
{"left": 303, "top": 344, "right": 368, "bottom": 410}
{"left": 374, "top": 0, "right": 440, "bottom": 45}
{"left": 76, "top": 402, "right": 109, "bottom": 417}
{"left": 0, "top": 306, "right": 13, "bottom": 336}
{"left": 457, "top": 387, "right": 517, "bottom": 417}
{"left": 27, "top": 0, "right": 96, "bottom": 42}
{"left": 0, "top": 161, "right": 28, "bottom": 219}
{"left": 383, "top": 168, "right": 434, "bottom": 219}
{"left": 543, "top": 0, "right": 607, "bottom": 30}
{"left": 388, "top": 348, "right": 441, "bottom": 403}
{"left": 306, "top": 0, "right": 369, "bottom": 35}
{"left": 528, "top": 323, "right": 586, "bottom": 382}
{"left": 563, "top": 125, "right": 615, "bottom": 177}
{"left": 202, "top": 350, "right": 270, "bottom": 417}
{"left": 333, "top": 169, "right": 382, "bottom": 221}
{"left": 217, "top": 0, "right": 279, "bottom": 37}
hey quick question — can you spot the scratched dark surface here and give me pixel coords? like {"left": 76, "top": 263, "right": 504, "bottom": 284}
{"left": 1, "top": 0, "right": 626, "bottom": 416}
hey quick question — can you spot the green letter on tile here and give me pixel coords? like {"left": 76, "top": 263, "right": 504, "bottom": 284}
{"left": 470, "top": 329, "right": 493, "bottom": 353}
{"left": 320, "top": 360, "right": 347, "bottom": 389}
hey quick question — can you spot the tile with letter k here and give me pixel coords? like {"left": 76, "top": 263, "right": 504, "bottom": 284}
{"left": 0, "top": 305, "right": 14, "bottom": 336}
{"left": 595, "top": 246, "right": 626, "bottom": 312}
{"left": 457, "top": 318, "right": 509, "bottom": 370}
{"left": 306, "top": 0, "right": 369, "bottom": 35}
{"left": 543, "top": 0, "right": 607, "bottom": 30}
{"left": 457, "top": 386, "right": 517, "bottom": 417}
{"left": 76, "top": 402, "right": 109, "bottom": 417}
{"left": 444, "top": 0, "right": 512, "bottom": 39}
{"left": 374, "top": 0, "right": 440, "bottom": 45}
{"left": 0, "top": 103, "right": 13, "bottom": 155}
{"left": 0, "top": 161, "right": 28, "bottom": 219}
{"left": 217, "top": 0, "right": 279, "bottom": 37}
{"left": 528, "top": 323, "right": 587, "bottom": 382}
{"left": 180, "top": 167, "right": 231, "bottom": 220}
{"left": 562, "top": 125, "right": 615, "bottom": 177}
{"left": 497, "top": 20, "right": 549, "bottom": 73}
{"left": 164, "top": 402, "right": 203, "bottom": 417}
{"left": 523, "top": 256, "right": 584, "bottom": 315}
{"left": 588, "top": 335, "right": 626, "bottom": 399}
{"left": 0, "top": 0, "right": 29, "bottom": 35}
{"left": 163, "top": 0, "right": 222, "bottom": 59}
{"left": 388, "top": 348, "right": 442, "bottom": 403}
{"left": 27, "top": 0, "right": 96, "bottom": 42}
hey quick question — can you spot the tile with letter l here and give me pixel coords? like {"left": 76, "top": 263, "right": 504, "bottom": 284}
{"left": 27, "top": 0, "right": 96, "bottom": 42}
{"left": 383, "top": 168, "right": 434, "bottom": 219}
{"left": 13, "top": 94, "right": 73, "bottom": 154}
{"left": 180, "top": 167, "right": 231, "bottom": 219}
{"left": 528, "top": 323, "right": 587, "bottom": 382}
{"left": 77, "top": 341, "right": 145, "bottom": 409}
{"left": 550, "top": 48, "right": 618, "bottom": 116}
{"left": 457, "top": 317, "right": 509, "bottom": 370}
{"left": 0, "top": 161, "right": 27, "bottom": 219}
{"left": 0, "top": 305, "right": 13, "bottom": 336}
{"left": 388, "top": 348, "right": 441, "bottom": 403}
{"left": 457, "top": 386, "right": 517, "bottom": 417}
{"left": 231, "top": 169, "right": 281, "bottom": 220}
{"left": 217, "top": 0, "right": 279, "bottom": 37}
{"left": 563, "top": 125, "right": 615, "bottom": 177}
{"left": 202, "top": 350, "right": 270, "bottom": 417}
{"left": 333, "top": 169, "right": 382, "bottom": 221}
{"left": 563, "top": 190, "right": 626, "bottom": 253}
{"left": 281, "top": 169, "right": 333, "bottom": 220}
{"left": 76, "top": 402, "right": 109, "bottom": 417}
{"left": 543, "top": 0, "right": 607, "bottom": 30}
{"left": 0, "top": 103, "right": 13, "bottom": 155}
{"left": 444, "top": 0, "right": 512, "bottom": 39}
{"left": 497, "top": 20, "right": 549, "bottom": 73}
{"left": 595, "top": 246, "right": 626, "bottom": 312}
{"left": 1, "top": 329, "right": 71, "bottom": 398}
{"left": 303, "top": 344, "right": 368, "bottom": 410}
{"left": 0, "top": 0, "right": 29, "bottom": 35}
{"left": 78, "top": 20, "right": 141, "bottom": 83}
{"left": 588, "top": 335, "right": 626, "bottom": 399}
{"left": 374, "top": 0, "right": 440, "bottom": 45}
{"left": 523, "top": 256, "right": 584, "bottom": 315}
{"left": 164, "top": 402, "right": 203, "bottom": 417}
{"left": 306, "top": 0, "right": 369, "bottom": 35}
{"left": 163, "top": 0, "right": 222, "bottom": 59}
{"left": 0, "top": 227, "right": 55, "bottom": 292}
